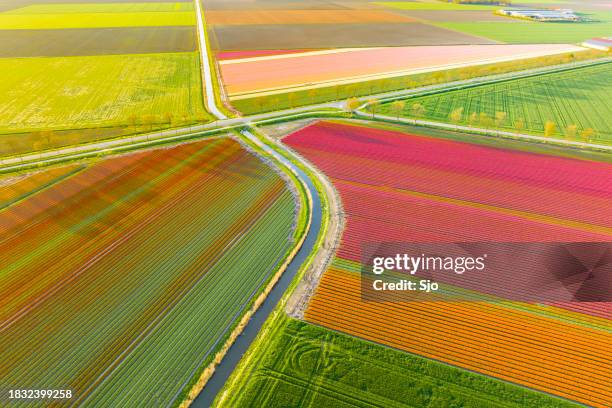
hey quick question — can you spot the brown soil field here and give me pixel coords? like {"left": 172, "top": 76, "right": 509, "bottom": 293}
{"left": 206, "top": 9, "right": 415, "bottom": 25}
{"left": 0, "top": 27, "right": 196, "bottom": 58}
{"left": 208, "top": 22, "right": 495, "bottom": 50}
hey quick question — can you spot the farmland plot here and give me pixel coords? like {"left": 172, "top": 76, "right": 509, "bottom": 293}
{"left": 284, "top": 121, "right": 612, "bottom": 407}
{"left": 0, "top": 11, "right": 195, "bottom": 29}
{"left": 436, "top": 18, "right": 612, "bottom": 44}
{"left": 208, "top": 22, "right": 489, "bottom": 51}
{"left": 0, "top": 26, "right": 196, "bottom": 58}
{"left": 204, "top": 0, "right": 488, "bottom": 51}
{"left": 0, "top": 52, "right": 209, "bottom": 152}
{"left": 0, "top": 3, "right": 197, "bottom": 57}
{"left": 221, "top": 44, "right": 585, "bottom": 99}
{"left": 221, "top": 318, "right": 579, "bottom": 408}
{"left": 0, "top": 138, "right": 298, "bottom": 406}
{"left": 0, "top": 164, "right": 84, "bottom": 209}
{"left": 6, "top": 3, "right": 194, "bottom": 13}
{"left": 377, "top": 63, "right": 612, "bottom": 143}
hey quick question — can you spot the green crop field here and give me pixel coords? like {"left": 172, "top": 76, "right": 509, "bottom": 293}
{"left": 0, "top": 2, "right": 195, "bottom": 29}
{"left": 231, "top": 50, "right": 603, "bottom": 116}
{"left": 377, "top": 63, "right": 612, "bottom": 143}
{"left": 220, "top": 318, "right": 579, "bottom": 408}
{"left": 0, "top": 52, "right": 209, "bottom": 155}
{"left": 375, "top": 1, "right": 499, "bottom": 11}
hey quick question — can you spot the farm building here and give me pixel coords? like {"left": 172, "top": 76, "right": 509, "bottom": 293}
{"left": 582, "top": 37, "right": 612, "bottom": 51}
{"left": 498, "top": 9, "right": 581, "bottom": 22}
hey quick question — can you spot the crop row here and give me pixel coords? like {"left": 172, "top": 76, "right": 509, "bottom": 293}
{"left": 221, "top": 44, "right": 583, "bottom": 97}
{"left": 284, "top": 121, "right": 612, "bottom": 406}
{"left": 0, "top": 138, "right": 297, "bottom": 406}
{"left": 306, "top": 269, "right": 612, "bottom": 407}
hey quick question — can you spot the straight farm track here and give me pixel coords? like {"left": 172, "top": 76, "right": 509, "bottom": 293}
{"left": 0, "top": 52, "right": 209, "bottom": 155}
{"left": 0, "top": 138, "right": 298, "bottom": 406}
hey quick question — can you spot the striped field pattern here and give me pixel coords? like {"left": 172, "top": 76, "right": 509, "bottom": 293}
{"left": 284, "top": 121, "right": 612, "bottom": 407}
{"left": 0, "top": 138, "right": 297, "bottom": 406}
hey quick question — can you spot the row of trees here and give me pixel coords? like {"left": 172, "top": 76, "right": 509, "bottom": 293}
{"left": 346, "top": 96, "right": 600, "bottom": 142}
{"left": 447, "top": 108, "right": 597, "bottom": 141}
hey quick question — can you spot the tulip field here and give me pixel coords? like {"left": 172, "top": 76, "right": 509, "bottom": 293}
{"left": 0, "top": 138, "right": 298, "bottom": 406}
{"left": 0, "top": 3, "right": 195, "bottom": 29}
{"left": 284, "top": 121, "right": 612, "bottom": 407}
{"left": 221, "top": 318, "right": 579, "bottom": 408}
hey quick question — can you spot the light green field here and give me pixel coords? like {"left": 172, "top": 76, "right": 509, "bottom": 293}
{"left": 6, "top": 2, "right": 194, "bottom": 14}
{"left": 0, "top": 52, "right": 208, "bottom": 137}
{"left": 513, "top": 0, "right": 570, "bottom": 3}
{"left": 436, "top": 11, "right": 612, "bottom": 43}
{"left": 0, "top": 11, "right": 194, "bottom": 29}
{"left": 377, "top": 63, "right": 612, "bottom": 142}
{"left": 375, "top": 1, "right": 499, "bottom": 10}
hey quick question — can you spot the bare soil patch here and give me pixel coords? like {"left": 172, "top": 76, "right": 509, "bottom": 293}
{"left": 206, "top": 9, "right": 415, "bottom": 25}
